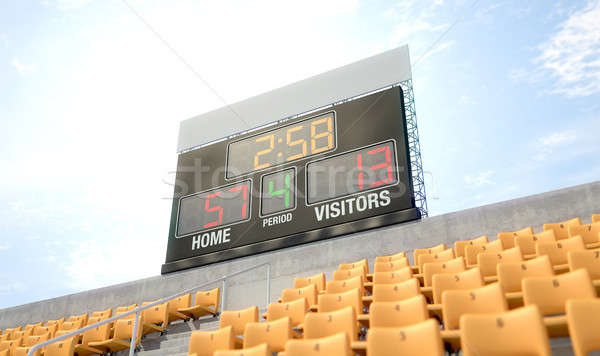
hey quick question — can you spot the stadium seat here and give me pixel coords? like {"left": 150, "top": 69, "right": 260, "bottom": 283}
{"left": 417, "top": 249, "right": 455, "bottom": 274}
{"left": 87, "top": 316, "right": 143, "bottom": 353}
{"left": 497, "top": 227, "right": 534, "bottom": 249}
{"left": 593, "top": 214, "right": 600, "bottom": 224}
{"left": 477, "top": 247, "right": 522, "bottom": 280}
{"left": 497, "top": 255, "right": 554, "bottom": 293}
{"left": 0, "top": 339, "right": 23, "bottom": 356}
{"left": 460, "top": 305, "right": 550, "bottom": 356}
{"left": 73, "top": 317, "right": 110, "bottom": 356}
{"left": 90, "top": 308, "right": 112, "bottom": 320}
{"left": 332, "top": 267, "right": 366, "bottom": 282}
{"left": 115, "top": 304, "right": 137, "bottom": 319}
{"left": 432, "top": 267, "right": 484, "bottom": 304}
{"left": 284, "top": 332, "right": 351, "bottom": 356}
{"left": 423, "top": 257, "right": 466, "bottom": 287}
{"left": 544, "top": 217, "right": 582, "bottom": 240}
{"left": 167, "top": 293, "right": 191, "bottom": 323}
{"left": 58, "top": 319, "right": 85, "bottom": 332}
{"left": 569, "top": 223, "right": 600, "bottom": 248}
{"left": 33, "top": 325, "right": 56, "bottom": 338}
{"left": 413, "top": 243, "right": 446, "bottom": 267}
{"left": 179, "top": 288, "right": 220, "bottom": 319}
{"left": 464, "top": 239, "right": 503, "bottom": 267}
{"left": 371, "top": 267, "right": 413, "bottom": 284}
{"left": 13, "top": 332, "right": 50, "bottom": 356}
{"left": 338, "top": 259, "right": 369, "bottom": 274}
{"left": 318, "top": 288, "right": 362, "bottom": 314}
{"left": 46, "top": 318, "right": 65, "bottom": 329}
{"left": 220, "top": 306, "right": 259, "bottom": 341}
{"left": 370, "top": 295, "right": 429, "bottom": 327}
{"left": 43, "top": 337, "right": 76, "bottom": 356}
{"left": 326, "top": 276, "right": 364, "bottom": 297}
{"left": 372, "top": 278, "right": 421, "bottom": 302}
{"left": 454, "top": 235, "right": 488, "bottom": 259}
{"left": 68, "top": 314, "right": 88, "bottom": 326}
{"left": 373, "top": 259, "right": 409, "bottom": 273}
{"left": 303, "top": 306, "right": 358, "bottom": 342}
{"left": 266, "top": 298, "right": 307, "bottom": 327}
{"left": 243, "top": 316, "right": 292, "bottom": 352}
{"left": 367, "top": 319, "right": 444, "bottom": 356}
{"left": 515, "top": 230, "right": 556, "bottom": 258}
{"left": 281, "top": 284, "right": 318, "bottom": 306}
{"left": 535, "top": 235, "right": 585, "bottom": 271}
{"left": 375, "top": 252, "right": 406, "bottom": 263}
{"left": 0, "top": 350, "right": 6, "bottom": 356}
{"left": 187, "top": 326, "right": 234, "bottom": 356}
{"left": 569, "top": 249, "right": 600, "bottom": 280}
{"left": 214, "top": 343, "right": 269, "bottom": 356}
{"left": 293, "top": 273, "right": 326, "bottom": 293}
{"left": 566, "top": 298, "right": 600, "bottom": 356}
{"left": 442, "top": 283, "right": 508, "bottom": 330}
{"left": 141, "top": 301, "right": 169, "bottom": 335}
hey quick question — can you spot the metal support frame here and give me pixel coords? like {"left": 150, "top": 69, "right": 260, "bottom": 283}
{"left": 400, "top": 79, "right": 428, "bottom": 217}
{"left": 27, "top": 262, "right": 272, "bottom": 356}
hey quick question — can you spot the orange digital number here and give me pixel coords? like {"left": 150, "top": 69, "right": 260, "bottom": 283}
{"left": 311, "top": 116, "right": 334, "bottom": 154}
{"left": 254, "top": 135, "right": 274, "bottom": 170}
{"left": 286, "top": 125, "right": 307, "bottom": 161}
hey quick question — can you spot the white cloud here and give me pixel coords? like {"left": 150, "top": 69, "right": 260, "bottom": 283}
{"left": 11, "top": 58, "right": 36, "bottom": 74}
{"left": 464, "top": 170, "right": 495, "bottom": 187}
{"left": 534, "top": 130, "right": 577, "bottom": 161}
{"left": 0, "top": 243, "right": 9, "bottom": 251}
{"left": 459, "top": 94, "right": 476, "bottom": 105}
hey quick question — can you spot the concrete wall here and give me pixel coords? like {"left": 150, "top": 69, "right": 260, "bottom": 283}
{"left": 1, "top": 181, "right": 598, "bottom": 328}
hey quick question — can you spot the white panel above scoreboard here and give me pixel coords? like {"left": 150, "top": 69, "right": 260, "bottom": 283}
{"left": 177, "top": 45, "right": 412, "bottom": 153}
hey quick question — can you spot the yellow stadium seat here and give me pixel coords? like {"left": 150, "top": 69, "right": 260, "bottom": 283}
{"left": 413, "top": 243, "right": 446, "bottom": 268}
{"left": 243, "top": 317, "right": 292, "bottom": 352}
{"left": 214, "top": 343, "right": 270, "bottom": 356}
{"left": 0, "top": 350, "right": 6, "bottom": 356}
{"left": 167, "top": 293, "right": 191, "bottom": 323}
{"left": 33, "top": 325, "right": 56, "bottom": 338}
{"left": 544, "top": 217, "right": 582, "bottom": 240}
{"left": 593, "top": 214, "right": 600, "bottom": 224}
{"left": 569, "top": 223, "right": 600, "bottom": 248}
{"left": 220, "top": 306, "right": 259, "bottom": 339}
{"left": 460, "top": 305, "right": 550, "bottom": 356}
{"left": 536, "top": 235, "right": 585, "bottom": 269}
{"left": 293, "top": 273, "right": 326, "bottom": 293}
{"left": 73, "top": 317, "right": 110, "bottom": 356}
{"left": 454, "top": 235, "right": 488, "bottom": 258}
{"left": 566, "top": 298, "right": 600, "bottom": 356}
{"left": 281, "top": 284, "right": 318, "bottom": 306}
{"left": 373, "top": 259, "right": 410, "bottom": 273}
{"left": 0, "top": 339, "right": 23, "bottom": 356}
{"left": 13, "top": 332, "right": 50, "bottom": 356}
{"left": 497, "top": 227, "right": 534, "bottom": 249}
{"left": 59, "top": 319, "right": 85, "bottom": 332}
{"left": 375, "top": 252, "right": 406, "bottom": 263}
{"left": 179, "top": 288, "right": 220, "bottom": 319}
{"left": 326, "top": 276, "right": 364, "bottom": 297}
{"left": 464, "top": 239, "right": 503, "bottom": 267}
{"left": 417, "top": 249, "right": 455, "bottom": 274}
{"left": 44, "top": 337, "right": 76, "bottom": 356}
{"left": 498, "top": 255, "right": 554, "bottom": 293}
{"left": 285, "top": 332, "right": 351, "bottom": 356}
{"left": 370, "top": 295, "right": 429, "bottom": 327}
{"left": 338, "top": 259, "right": 369, "bottom": 274}
{"left": 442, "top": 283, "right": 508, "bottom": 330}
{"left": 90, "top": 308, "right": 112, "bottom": 320}
{"left": 423, "top": 257, "right": 466, "bottom": 287}
{"left": 115, "top": 304, "right": 137, "bottom": 319}
{"left": 46, "top": 318, "right": 65, "bottom": 329}
{"left": 432, "top": 267, "right": 484, "bottom": 304}
{"left": 304, "top": 306, "right": 358, "bottom": 342}
{"left": 477, "top": 247, "right": 522, "bottom": 278}
{"left": 68, "top": 314, "right": 88, "bottom": 326}
{"left": 332, "top": 267, "right": 366, "bottom": 282}
{"left": 569, "top": 249, "right": 600, "bottom": 280}
{"left": 87, "top": 316, "right": 143, "bottom": 353}
{"left": 367, "top": 319, "right": 444, "bottom": 356}
{"left": 318, "top": 288, "right": 362, "bottom": 314}
{"left": 266, "top": 298, "right": 307, "bottom": 327}
{"left": 0, "top": 335, "right": 6, "bottom": 343}
{"left": 515, "top": 230, "right": 556, "bottom": 257}
{"left": 141, "top": 301, "right": 169, "bottom": 335}
{"left": 188, "top": 326, "right": 234, "bottom": 356}
{"left": 372, "top": 278, "right": 421, "bottom": 302}
{"left": 371, "top": 267, "right": 413, "bottom": 284}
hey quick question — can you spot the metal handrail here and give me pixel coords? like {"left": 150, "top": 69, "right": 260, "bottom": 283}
{"left": 27, "top": 262, "right": 271, "bottom": 356}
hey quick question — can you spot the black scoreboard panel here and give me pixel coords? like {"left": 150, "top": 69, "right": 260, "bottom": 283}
{"left": 162, "top": 87, "right": 420, "bottom": 274}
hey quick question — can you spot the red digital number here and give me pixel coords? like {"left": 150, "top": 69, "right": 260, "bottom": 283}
{"left": 357, "top": 145, "right": 393, "bottom": 190}
{"left": 204, "top": 192, "right": 223, "bottom": 228}
{"left": 228, "top": 183, "right": 248, "bottom": 218}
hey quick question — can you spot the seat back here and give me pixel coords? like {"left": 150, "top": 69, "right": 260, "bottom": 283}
{"left": 0, "top": 339, "right": 22, "bottom": 355}
{"left": 338, "top": 259, "right": 369, "bottom": 274}
{"left": 281, "top": 284, "right": 317, "bottom": 305}
{"left": 367, "top": 319, "right": 444, "bottom": 356}
{"left": 285, "top": 333, "right": 351, "bottom": 356}
{"left": 497, "top": 227, "right": 534, "bottom": 249}
{"left": 188, "top": 326, "right": 234, "bottom": 356}
{"left": 45, "top": 318, "right": 65, "bottom": 330}
{"left": 372, "top": 267, "right": 412, "bottom": 284}
{"left": 372, "top": 278, "right": 420, "bottom": 302}
{"left": 515, "top": 230, "right": 556, "bottom": 256}
{"left": 569, "top": 223, "right": 600, "bottom": 245}
{"left": 219, "top": 306, "right": 259, "bottom": 336}
{"left": 375, "top": 252, "right": 406, "bottom": 263}
{"left": 42, "top": 337, "right": 76, "bottom": 356}
{"left": 544, "top": 217, "right": 582, "bottom": 240}
{"left": 498, "top": 256, "right": 554, "bottom": 293}
{"left": 304, "top": 306, "right": 358, "bottom": 342}
{"left": 318, "top": 288, "right": 362, "bottom": 314}
{"left": 417, "top": 249, "right": 454, "bottom": 273}
{"left": 193, "top": 288, "right": 220, "bottom": 314}
{"left": 67, "top": 314, "right": 88, "bottom": 326}
{"left": 464, "top": 239, "right": 503, "bottom": 267}
{"left": 442, "top": 283, "right": 508, "bottom": 330}
{"left": 59, "top": 319, "right": 84, "bottom": 332}
{"left": 266, "top": 298, "right": 307, "bottom": 326}
{"left": 523, "top": 269, "right": 596, "bottom": 315}
{"left": 413, "top": 243, "right": 446, "bottom": 267}
{"left": 423, "top": 257, "right": 466, "bottom": 287}
{"left": 33, "top": 325, "right": 56, "bottom": 338}
{"left": 113, "top": 316, "right": 143, "bottom": 346}
{"left": 293, "top": 273, "right": 326, "bottom": 292}
{"left": 326, "top": 276, "right": 363, "bottom": 296}
{"left": 243, "top": 316, "right": 291, "bottom": 352}
{"left": 569, "top": 249, "right": 600, "bottom": 280}
{"left": 477, "top": 247, "right": 522, "bottom": 278}
{"left": 432, "top": 267, "right": 483, "bottom": 304}
{"left": 141, "top": 301, "right": 169, "bottom": 326}
{"left": 22, "top": 332, "right": 49, "bottom": 347}
{"left": 214, "top": 343, "right": 270, "bottom": 356}
{"left": 332, "top": 267, "right": 365, "bottom": 282}
{"left": 81, "top": 317, "right": 110, "bottom": 345}
{"left": 536, "top": 235, "right": 585, "bottom": 266}
{"left": 593, "top": 214, "right": 600, "bottom": 224}
{"left": 168, "top": 293, "right": 191, "bottom": 319}
{"left": 370, "top": 295, "right": 428, "bottom": 328}
{"left": 454, "top": 235, "right": 488, "bottom": 258}
{"left": 373, "top": 258, "right": 409, "bottom": 273}
{"left": 566, "top": 298, "right": 600, "bottom": 356}
{"left": 90, "top": 308, "right": 112, "bottom": 320}
{"left": 460, "top": 305, "right": 550, "bottom": 356}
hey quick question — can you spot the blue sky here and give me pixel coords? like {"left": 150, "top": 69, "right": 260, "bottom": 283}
{"left": 0, "top": 0, "right": 599, "bottom": 308}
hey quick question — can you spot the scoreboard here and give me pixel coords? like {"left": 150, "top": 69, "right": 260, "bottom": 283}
{"left": 162, "top": 86, "right": 420, "bottom": 273}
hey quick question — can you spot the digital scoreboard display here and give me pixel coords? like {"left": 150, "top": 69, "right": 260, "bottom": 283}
{"left": 163, "top": 87, "right": 420, "bottom": 273}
